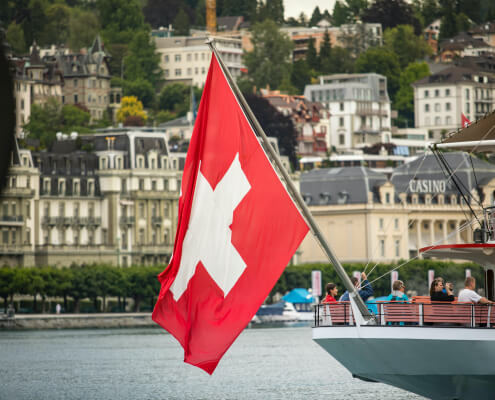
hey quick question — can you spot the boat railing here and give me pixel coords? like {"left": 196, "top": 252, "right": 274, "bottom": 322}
{"left": 314, "top": 302, "right": 495, "bottom": 328}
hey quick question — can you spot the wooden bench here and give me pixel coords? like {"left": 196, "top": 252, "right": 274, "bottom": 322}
{"left": 319, "top": 303, "right": 353, "bottom": 326}
{"left": 473, "top": 304, "right": 494, "bottom": 327}
{"left": 378, "top": 302, "right": 421, "bottom": 325}
{"left": 423, "top": 302, "right": 473, "bottom": 326}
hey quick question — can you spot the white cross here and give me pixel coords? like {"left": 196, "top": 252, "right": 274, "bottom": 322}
{"left": 170, "top": 153, "right": 251, "bottom": 301}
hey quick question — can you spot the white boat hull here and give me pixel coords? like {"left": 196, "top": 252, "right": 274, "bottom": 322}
{"left": 313, "top": 326, "right": 495, "bottom": 400}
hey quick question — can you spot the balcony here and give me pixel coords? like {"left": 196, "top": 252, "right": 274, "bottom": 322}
{"left": 151, "top": 216, "right": 162, "bottom": 225}
{"left": 119, "top": 216, "right": 135, "bottom": 226}
{"left": 87, "top": 217, "right": 102, "bottom": 226}
{"left": 0, "top": 216, "right": 24, "bottom": 226}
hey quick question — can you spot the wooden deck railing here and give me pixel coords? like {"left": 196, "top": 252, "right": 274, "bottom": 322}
{"left": 315, "top": 301, "right": 495, "bottom": 328}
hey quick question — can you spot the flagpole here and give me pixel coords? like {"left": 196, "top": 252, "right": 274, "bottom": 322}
{"left": 206, "top": 38, "right": 372, "bottom": 320}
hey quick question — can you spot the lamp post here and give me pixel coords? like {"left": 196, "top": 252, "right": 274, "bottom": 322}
{"left": 116, "top": 235, "right": 120, "bottom": 267}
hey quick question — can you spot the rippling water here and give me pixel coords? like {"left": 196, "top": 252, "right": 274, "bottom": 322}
{"left": 0, "top": 325, "right": 424, "bottom": 400}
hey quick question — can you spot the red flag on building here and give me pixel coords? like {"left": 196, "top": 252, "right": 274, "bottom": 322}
{"left": 152, "top": 53, "right": 309, "bottom": 374}
{"left": 461, "top": 113, "right": 471, "bottom": 128}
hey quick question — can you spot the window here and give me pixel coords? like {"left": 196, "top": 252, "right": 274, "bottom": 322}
{"left": 74, "top": 79, "right": 78, "bottom": 87}
{"left": 446, "top": 116, "right": 452, "bottom": 125}
{"left": 121, "top": 179, "right": 127, "bottom": 193}
{"left": 164, "top": 69, "right": 169, "bottom": 77}
{"left": 379, "top": 218, "right": 384, "bottom": 229}
{"left": 88, "top": 181, "right": 94, "bottom": 195}
{"left": 424, "top": 104, "right": 430, "bottom": 112}
{"left": 139, "top": 229, "right": 145, "bottom": 244}
{"left": 395, "top": 240, "right": 400, "bottom": 257}
{"left": 152, "top": 180, "right": 157, "bottom": 191}
{"left": 139, "top": 203, "right": 145, "bottom": 218}
{"left": 2, "top": 230, "right": 8, "bottom": 244}
{"left": 88, "top": 202, "right": 94, "bottom": 217}
{"left": 445, "top": 89, "right": 450, "bottom": 96}
{"left": 164, "top": 202, "right": 169, "bottom": 217}
{"left": 424, "top": 90, "right": 429, "bottom": 98}
{"left": 174, "top": 54, "right": 181, "bottom": 62}
{"left": 446, "top": 102, "right": 451, "bottom": 111}
{"left": 339, "top": 117, "right": 344, "bottom": 127}
{"left": 434, "top": 103, "right": 440, "bottom": 112}
{"left": 164, "top": 228, "right": 170, "bottom": 244}
{"left": 466, "top": 103, "right": 470, "bottom": 113}
{"left": 139, "top": 179, "right": 144, "bottom": 190}
{"left": 380, "top": 239, "right": 385, "bottom": 257}
{"left": 74, "top": 94, "right": 78, "bottom": 103}
{"left": 465, "top": 88, "right": 470, "bottom": 100}
{"left": 59, "top": 202, "right": 65, "bottom": 217}
{"left": 435, "top": 116, "right": 441, "bottom": 125}
{"left": 74, "top": 203, "right": 79, "bottom": 217}
{"left": 59, "top": 180, "right": 65, "bottom": 195}
{"left": 339, "top": 134, "right": 345, "bottom": 145}
{"left": 73, "top": 181, "right": 79, "bottom": 195}
{"left": 385, "top": 193, "right": 390, "bottom": 203}
{"left": 175, "top": 69, "right": 181, "bottom": 76}
{"left": 434, "top": 89, "right": 439, "bottom": 97}
{"left": 164, "top": 55, "right": 169, "bottom": 62}
{"left": 163, "top": 179, "right": 169, "bottom": 191}
{"left": 339, "top": 102, "right": 344, "bottom": 111}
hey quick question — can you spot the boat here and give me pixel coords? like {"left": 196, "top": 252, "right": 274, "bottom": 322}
{"left": 312, "top": 111, "right": 495, "bottom": 400}
{"left": 254, "top": 288, "right": 314, "bottom": 323}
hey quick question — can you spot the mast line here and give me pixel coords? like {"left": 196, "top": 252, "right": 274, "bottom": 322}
{"left": 206, "top": 38, "right": 371, "bottom": 319}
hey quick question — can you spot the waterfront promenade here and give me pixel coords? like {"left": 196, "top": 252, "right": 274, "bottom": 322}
{"left": 0, "top": 312, "right": 154, "bottom": 330}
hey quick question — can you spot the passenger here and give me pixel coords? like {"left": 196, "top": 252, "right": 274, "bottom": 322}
{"left": 340, "top": 272, "right": 374, "bottom": 302}
{"left": 322, "top": 283, "right": 338, "bottom": 304}
{"left": 386, "top": 280, "right": 409, "bottom": 302}
{"left": 430, "top": 277, "right": 455, "bottom": 302}
{"left": 458, "top": 277, "right": 493, "bottom": 304}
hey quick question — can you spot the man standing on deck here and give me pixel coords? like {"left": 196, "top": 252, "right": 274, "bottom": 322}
{"left": 339, "top": 272, "right": 374, "bottom": 302}
{"left": 458, "top": 277, "right": 493, "bottom": 304}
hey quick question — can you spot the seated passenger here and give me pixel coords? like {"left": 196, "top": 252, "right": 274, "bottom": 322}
{"left": 386, "top": 280, "right": 409, "bottom": 302}
{"left": 458, "top": 277, "right": 493, "bottom": 304}
{"left": 430, "top": 278, "right": 454, "bottom": 302}
{"left": 340, "top": 272, "right": 374, "bottom": 302}
{"left": 322, "top": 283, "right": 338, "bottom": 304}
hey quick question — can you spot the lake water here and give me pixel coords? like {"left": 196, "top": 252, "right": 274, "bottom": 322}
{"left": 0, "top": 325, "right": 424, "bottom": 400}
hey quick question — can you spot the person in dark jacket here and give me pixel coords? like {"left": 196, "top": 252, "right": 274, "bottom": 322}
{"left": 430, "top": 278, "right": 454, "bottom": 302}
{"left": 339, "top": 272, "right": 374, "bottom": 302}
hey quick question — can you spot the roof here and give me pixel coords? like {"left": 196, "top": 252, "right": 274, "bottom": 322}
{"left": 439, "top": 32, "right": 489, "bottom": 51}
{"left": 300, "top": 166, "right": 387, "bottom": 205}
{"left": 391, "top": 152, "right": 495, "bottom": 196}
{"left": 413, "top": 66, "right": 495, "bottom": 86}
{"left": 159, "top": 115, "right": 192, "bottom": 128}
{"left": 470, "top": 22, "right": 495, "bottom": 35}
{"left": 282, "top": 288, "right": 313, "bottom": 304}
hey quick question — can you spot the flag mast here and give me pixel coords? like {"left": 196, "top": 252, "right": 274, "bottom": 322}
{"left": 206, "top": 39, "right": 372, "bottom": 320}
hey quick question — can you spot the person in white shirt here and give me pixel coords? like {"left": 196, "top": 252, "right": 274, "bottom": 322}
{"left": 458, "top": 277, "right": 493, "bottom": 304}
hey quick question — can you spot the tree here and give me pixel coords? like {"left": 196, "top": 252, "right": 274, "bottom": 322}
{"left": 143, "top": 0, "right": 193, "bottom": 29}
{"left": 355, "top": 47, "right": 401, "bottom": 101}
{"left": 123, "top": 78, "right": 155, "bottom": 108}
{"left": 290, "top": 59, "right": 312, "bottom": 93}
{"left": 346, "top": 0, "right": 369, "bottom": 19}
{"left": 362, "top": 0, "right": 422, "bottom": 35}
{"left": 173, "top": 8, "right": 190, "bottom": 36}
{"left": 309, "top": 6, "right": 322, "bottom": 27}
{"left": 117, "top": 96, "right": 147, "bottom": 124}
{"left": 97, "top": 0, "right": 146, "bottom": 44}
{"left": 0, "top": 267, "right": 14, "bottom": 312}
{"left": 383, "top": 25, "right": 431, "bottom": 69}
{"left": 68, "top": 8, "right": 100, "bottom": 52}
{"left": 329, "top": 47, "right": 355, "bottom": 73}
{"left": 395, "top": 61, "right": 430, "bottom": 127}
{"left": 419, "top": 0, "right": 441, "bottom": 27}
{"left": 41, "top": 3, "right": 71, "bottom": 45}
{"left": 243, "top": 19, "right": 293, "bottom": 91}
{"left": 257, "top": 0, "right": 284, "bottom": 25}
{"left": 123, "top": 30, "right": 162, "bottom": 87}
{"left": 439, "top": 0, "right": 458, "bottom": 40}
{"left": 62, "top": 104, "right": 91, "bottom": 129}
{"left": 158, "top": 83, "right": 202, "bottom": 117}
{"left": 245, "top": 94, "right": 298, "bottom": 169}
{"left": 332, "top": 1, "right": 351, "bottom": 26}
{"left": 6, "top": 21, "right": 26, "bottom": 54}
{"left": 306, "top": 37, "right": 319, "bottom": 71}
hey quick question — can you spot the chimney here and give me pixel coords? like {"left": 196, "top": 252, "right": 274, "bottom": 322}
{"left": 206, "top": 0, "right": 216, "bottom": 34}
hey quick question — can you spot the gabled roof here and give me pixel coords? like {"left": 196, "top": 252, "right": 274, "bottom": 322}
{"left": 470, "top": 22, "right": 495, "bottom": 35}
{"left": 413, "top": 66, "right": 495, "bottom": 86}
{"left": 439, "top": 32, "right": 490, "bottom": 51}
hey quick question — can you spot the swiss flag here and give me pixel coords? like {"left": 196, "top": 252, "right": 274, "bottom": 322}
{"left": 152, "top": 53, "right": 309, "bottom": 374}
{"left": 461, "top": 113, "right": 471, "bottom": 128}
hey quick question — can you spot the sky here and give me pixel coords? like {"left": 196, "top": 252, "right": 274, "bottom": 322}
{"left": 284, "top": 0, "right": 338, "bottom": 19}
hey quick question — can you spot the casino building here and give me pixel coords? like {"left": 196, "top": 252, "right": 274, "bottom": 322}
{"left": 298, "top": 152, "right": 495, "bottom": 263}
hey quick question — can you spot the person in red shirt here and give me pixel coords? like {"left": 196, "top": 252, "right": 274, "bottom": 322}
{"left": 322, "top": 283, "right": 338, "bottom": 303}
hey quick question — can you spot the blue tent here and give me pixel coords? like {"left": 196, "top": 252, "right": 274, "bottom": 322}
{"left": 282, "top": 288, "right": 314, "bottom": 304}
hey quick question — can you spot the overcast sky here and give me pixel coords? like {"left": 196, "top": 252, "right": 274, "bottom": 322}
{"left": 284, "top": 0, "right": 338, "bottom": 19}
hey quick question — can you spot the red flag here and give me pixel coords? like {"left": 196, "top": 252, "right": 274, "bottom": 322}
{"left": 461, "top": 113, "right": 471, "bottom": 128}
{"left": 152, "top": 53, "right": 309, "bottom": 374}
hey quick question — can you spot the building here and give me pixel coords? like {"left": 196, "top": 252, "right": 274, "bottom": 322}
{"left": 437, "top": 33, "right": 494, "bottom": 63}
{"left": 424, "top": 19, "right": 441, "bottom": 54}
{"left": 0, "top": 128, "right": 184, "bottom": 267}
{"left": 261, "top": 90, "right": 329, "bottom": 156}
{"left": 470, "top": 21, "right": 495, "bottom": 47}
{"left": 413, "top": 66, "right": 495, "bottom": 141}
{"left": 159, "top": 114, "right": 195, "bottom": 141}
{"left": 154, "top": 35, "right": 244, "bottom": 87}
{"left": 297, "top": 152, "right": 493, "bottom": 264}
{"left": 304, "top": 73, "right": 392, "bottom": 152}
{"left": 10, "top": 43, "right": 64, "bottom": 137}
{"left": 44, "top": 36, "right": 118, "bottom": 122}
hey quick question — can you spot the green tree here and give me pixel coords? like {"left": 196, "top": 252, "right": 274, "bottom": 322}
{"left": 70, "top": 265, "right": 89, "bottom": 313}
{"left": 243, "top": 19, "right": 293, "bottom": 90}
{"left": 0, "top": 267, "right": 14, "bottom": 312}
{"left": 419, "top": 0, "right": 441, "bottom": 27}
{"left": 383, "top": 25, "right": 431, "bottom": 69}
{"left": 41, "top": 3, "right": 71, "bottom": 45}
{"left": 332, "top": 1, "right": 351, "bottom": 26}
{"left": 25, "top": 0, "right": 48, "bottom": 44}
{"left": 346, "top": 0, "right": 368, "bottom": 19}
{"left": 123, "top": 78, "right": 155, "bottom": 108}
{"left": 290, "top": 59, "right": 312, "bottom": 93}
{"left": 97, "top": 0, "right": 145, "bottom": 44}
{"left": 6, "top": 21, "right": 26, "bottom": 54}
{"left": 258, "top": 0, "right": 284, "bottom": 24}
{"left": 158, "top": 83, "right": 202, "bottom": 117}
{"left": 68, "top": 8, "right": 100, "bottom": 52}
{"left": 306, "top": 37, "right": 319, "bottom": 71}
{"left": 309, "top": 6, "right": 322, "bottom": 26}
{"left": 395, "top": 61, "right": 430, "bottom": 127}
{"left": 62, "top": 105, "right": 91, "bottom": 129}
{"left": 329, "top": 47, "right": 355, "bottom": 73}
{"left": 173, "top": 8, "right": 190, "bottom": 36}
{"left": 123, "top": 30, "right": 162, "bottom": 87}
{"left": 362, "top": 0, "right": 422, "bottom": 35}
{"left": 439, "top": 0, "right": 457, "bottom": 39}
{"left": 355, "top": 47, "right": 401, "bottom": 101}
{"left": 23, "top": 98, "right": 62, "bottom": 148}
{"left": 319, "top": 30, "right": 332, "bottom": 74}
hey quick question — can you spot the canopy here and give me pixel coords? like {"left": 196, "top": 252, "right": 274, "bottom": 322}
{"left": 436, "top": 111, "right": 495, "bottom": 152}
{"left": 420, "top": 243, "right": 495, "bottom": 268}
{"left": 282, "top": 288, "right": 314, "bottom": 303}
